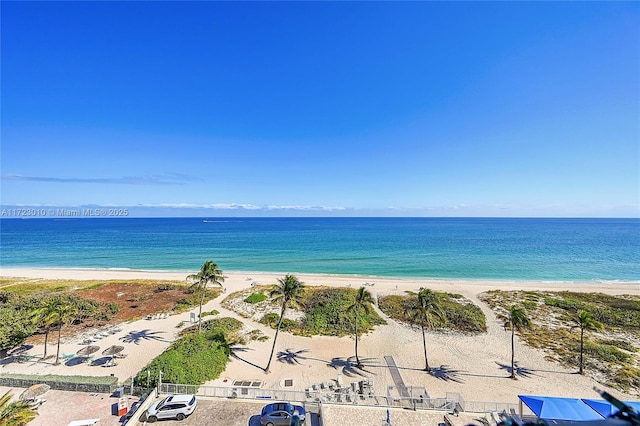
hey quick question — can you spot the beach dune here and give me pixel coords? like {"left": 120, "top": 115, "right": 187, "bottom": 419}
{"left": 1, "top": 267, "right": 638, "bottom": 405}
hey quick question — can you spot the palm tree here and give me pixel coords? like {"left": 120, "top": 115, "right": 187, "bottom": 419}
{"left": 265, "top": 274, "right": 305, "bottom": 373}
{"left": 570, "top": 310, "right": 603, "bottom": 375}
{"left": 187, "top": 260, "right": 225, "bottom": 333}
{"left": 30, "top": 298, "right": 61, "bottom": 358}
{"left": 0, "top": 391, "right": 37, "bottom": 425}
{"left": 404, "top": 288, "right": 446, "bottom": 372}
{"left": 505, "top": 305, "right": 530, "bottom": 379}
{"left": 346, "top": 287, "right": 375, "bottom": 368}
{"left": 54, "top": 302, "right": 78, "bottom": 365}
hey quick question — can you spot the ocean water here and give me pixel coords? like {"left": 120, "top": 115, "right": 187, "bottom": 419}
{"left": 1, "top": 217, "right": 639, "bottom": 282}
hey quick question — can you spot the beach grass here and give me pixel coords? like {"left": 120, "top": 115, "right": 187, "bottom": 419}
{"left": 224, "top": 285, "right": 386, "bottom": 337}
{"left": 378, "top": 292, "right": 487, "bottom": 333}
{"left": 479, "top": 290, "right": 640, "bottom": 393}
{"left": 0, "top": 277, "right": 188, "bottom": 295}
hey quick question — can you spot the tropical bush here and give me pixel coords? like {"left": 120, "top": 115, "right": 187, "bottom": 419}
{"left": 138, "top": 318, "right": 239, "bottom": 386}
{"left": 257, "top": 287, "right": 385, "bottom": 337}
{"left": 244, "top": 292, "right": 267, "bottom": 304}
{"left": 259, "top": 314, "right": 299, "bottom": 332}
{"left": 0, "top": 290, "right": 121, "bottom": 352}
{"left": 378, "top": 293, "right": 486, "bottom": 333}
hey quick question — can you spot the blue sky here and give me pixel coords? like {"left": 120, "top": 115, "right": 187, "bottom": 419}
{"left": 1, "top": 1, "right": 638, "bottom": 217}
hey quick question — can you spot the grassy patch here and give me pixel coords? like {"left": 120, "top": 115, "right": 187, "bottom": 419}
{"left": 479, "top": 290, "right": 640, "bottom": 394}
{"left": 253, "top": 287, "right": 386, "bottom": 337}
{"left": 378, "top": 292, "right": 486, "bottom": 333}
{"left": 244, "top": 292, "right": 267, "bottom": 304}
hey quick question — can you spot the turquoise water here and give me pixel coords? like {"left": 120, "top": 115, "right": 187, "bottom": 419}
{"left": 1, "top": 218, "right": 639, "bottom": 282}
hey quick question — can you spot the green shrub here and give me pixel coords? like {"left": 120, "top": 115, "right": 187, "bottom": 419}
{"left": 379, "top": 292, "right": 486, "bottom": 333}
{"left": 610, "top": 366, "right": 640, "bottom": 392}
{"left": 301, "top": 287, "right": 385, "bottom": 337}
{"left": 136, "top": 330, "right": 230, "bottom": 386}
{"left": 260, "top": 313, "right": 280, "bottom": 328}
{"left": 544, "top": 297, "right": 584, "bottom": 311}
{"left": 257, "top": 287, "right": 385, "bottom": 337}
{"left": 583, "top": 341, "right": 632, "bottom": 364}
{"left": 200, "top": 309, "right": 219, "bottom": 318}
{"left": 597, "top": 339, "right": 638, "bottom": 353}
{"left": 244, "top": 293, "right": 267, "bottom": 304}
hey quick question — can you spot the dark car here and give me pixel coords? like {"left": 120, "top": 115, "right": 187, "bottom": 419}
{"left": 260, "top": 401, "right": 306, "bottom": 425}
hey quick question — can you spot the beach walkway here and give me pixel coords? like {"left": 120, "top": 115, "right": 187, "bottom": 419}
{"left": 384, "top": 356, "right": 410, "bottom": 398}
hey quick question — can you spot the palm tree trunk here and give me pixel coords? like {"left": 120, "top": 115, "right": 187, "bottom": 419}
{"left": 354, "top": 307, "right": 360, "bottom": 367}
{"left": 510, "top": 322, "right": 516, "bottom": 379}
{"left": 43, "top": 329, "right": 49, "bottom": 358}
{"left": 421, "top": 322, "right": 429, "bottom": 371}
{"left": 579, "top": 328, "right": 584, "bottom": 374}
{"left": 55, "top": 324, "right": 62, "bottom": 365}
{"left": 265, "top": 304, "right": 287, "bottom": 373}
{"left": 198, "top": 282, "right": 207, "bottom": 334}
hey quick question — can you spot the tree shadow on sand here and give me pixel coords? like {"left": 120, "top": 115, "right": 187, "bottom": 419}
{"left": 429, "top": 365, "right": 466, "bottom": 383}
{"left": 328, "top": 356, "right": 378, "bottom": 378}
{"left": 119, "top": 329, "right": 167, "bottom": 345}
{"left": 277, "top": 348, "right": 312, "bottom": 365}
{"left": 228, "top": 346, "right": 265, "bottom": 371}
{"left": 496, "top": 361, "right": 538, "bottom": 378}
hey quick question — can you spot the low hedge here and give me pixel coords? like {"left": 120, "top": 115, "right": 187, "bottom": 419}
{"left": 0, "top": 373, "right": 118, "bottom": 393}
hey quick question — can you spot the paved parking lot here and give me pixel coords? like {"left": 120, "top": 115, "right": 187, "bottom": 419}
{"left": 144, "top": 398, "right": 320, "bottom": 426}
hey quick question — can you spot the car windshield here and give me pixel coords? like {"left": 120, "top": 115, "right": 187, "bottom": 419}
{"left": 189, "top": 396, "right": 196, "bottom": 405}
{"left": 157, "top": 397, "right": 168, "bottom": 407}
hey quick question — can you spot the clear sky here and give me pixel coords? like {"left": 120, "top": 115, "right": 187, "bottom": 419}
{"left": 1, "top": 1, "right": 639, "bottom": 217}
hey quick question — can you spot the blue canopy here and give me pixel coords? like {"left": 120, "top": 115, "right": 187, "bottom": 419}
{"left": 582, "top": 399, "right": 640, "bottom": 418}
{"left": 519, "top": 396, "right": 605, "bottom": 421}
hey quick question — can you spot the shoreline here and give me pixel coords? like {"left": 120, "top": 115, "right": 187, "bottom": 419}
{"left": 2, "top": 266, "right": 639, "bottom": 288}
{"left": 2, "top": 267, "right": 639, "bottom": 298}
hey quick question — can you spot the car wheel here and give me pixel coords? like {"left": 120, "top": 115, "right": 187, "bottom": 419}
{"left": 147, "top": 415, "right": 157, "bottom": 423}
{"left": 266, "top": 423, "right": 274, "bottom": 426}
{"left": 176, "top": 413, "right": 185, "bottom": 421}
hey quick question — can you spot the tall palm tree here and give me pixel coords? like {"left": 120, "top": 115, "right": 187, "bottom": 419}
{"left": 187, "top": 260, "right": 225, "bottom": 333}
{"left": 0, "top": 391, "right": 37, "bottom": 426}
{"left": 54, "top": 302, "right": 78, "bottom": 365}
{"left": 404, "top": 288, "right": 446, "bottom": 372}
{"left": 571, "top": 310, "right": 603, "bottom": 375}
{"left": 346, "top": 287, "right": 375, "bottom": 368}
{"left": 505, "top": 305, "right": 530, "bottom": 379}
{"left": 265, "top": 274, "right": 305, "bottom": 373}
{"left": 30, "top": 298, "right": 60, "bottom": 358}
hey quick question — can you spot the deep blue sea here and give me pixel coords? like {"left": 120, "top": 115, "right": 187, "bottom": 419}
{"left": 1, "top": 218, "right": 639, "bottom": 282}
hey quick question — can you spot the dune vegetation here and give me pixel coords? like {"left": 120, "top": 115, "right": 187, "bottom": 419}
{"left": 378, "top": 291, "right": 487, "bottom": 333}
{"left": 479, "top": 290, "right": 640, "bottom": 393}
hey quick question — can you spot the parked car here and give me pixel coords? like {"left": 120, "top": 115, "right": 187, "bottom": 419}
{"left": 146, "top": 394, "right": 197, "bottom": 422}
{"left": 260, "top": 401, "right": 306, "bottom": 425}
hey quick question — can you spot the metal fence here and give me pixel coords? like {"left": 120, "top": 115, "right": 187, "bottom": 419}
{"left": 160, "top": 383, "right": 522, "bottom": 415}
{"left": 160, "top": 383, "right": 460, "bottom": 411}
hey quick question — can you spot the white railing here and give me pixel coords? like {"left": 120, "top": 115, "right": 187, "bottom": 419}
{"left": 159, "top": 383, "right": 468, "bottom": 411}
{"left": 160, "top": 383, "right": 522, "bottom": 414}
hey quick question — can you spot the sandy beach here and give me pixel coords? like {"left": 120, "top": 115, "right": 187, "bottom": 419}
{"left": 1, "top": 267, "right": 639, "bottom": 408}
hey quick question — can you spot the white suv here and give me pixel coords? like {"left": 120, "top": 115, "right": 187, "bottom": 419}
{"left": 146, "top": 394, "right": 197, "bottom": 422}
